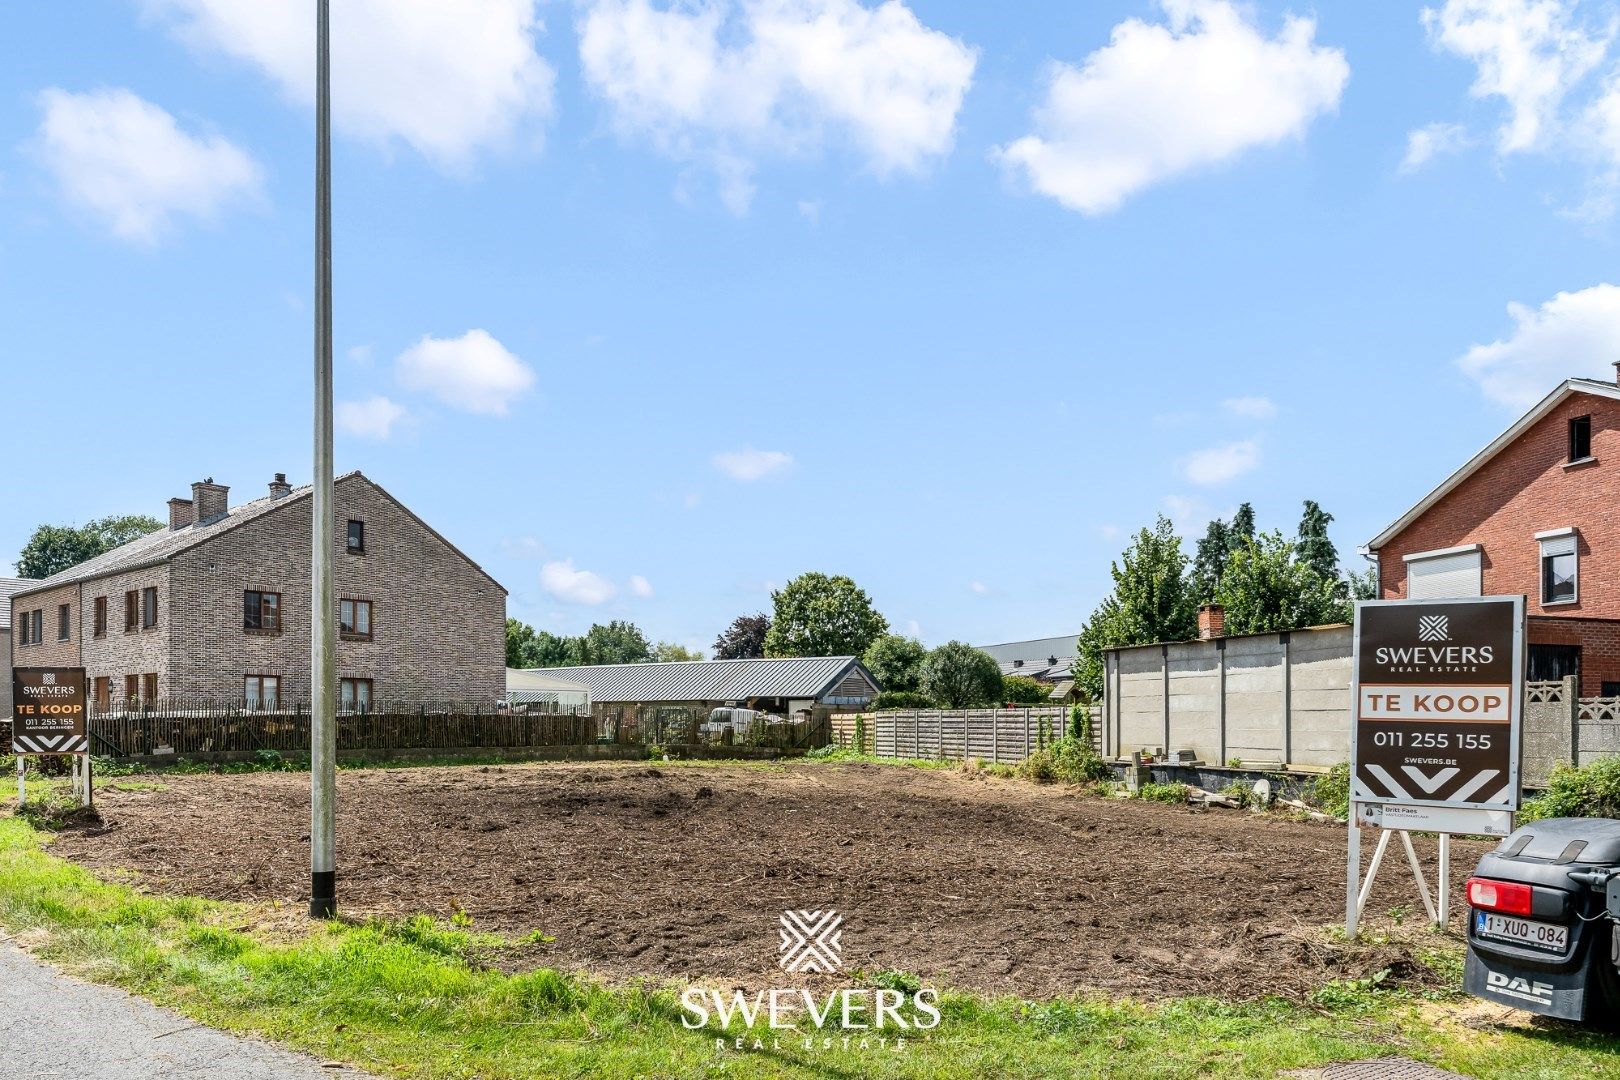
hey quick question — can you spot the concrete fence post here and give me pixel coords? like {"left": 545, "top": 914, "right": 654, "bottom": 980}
{"left": 1161, "top": 644, "right": 1171, "bottom": 755}
{"left": 1217, "top": 639, "right": 1227, "bottom": 767}
{"left": 1566, "top": 674, "right": 1580, "bottom": 768}
{"left": 1280, "top": 632, "right": 1293, "bottom": 768}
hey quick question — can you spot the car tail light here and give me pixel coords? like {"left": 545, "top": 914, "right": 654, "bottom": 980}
{"left": 1467, "top": 877, "right": 1533, "bottom": 916}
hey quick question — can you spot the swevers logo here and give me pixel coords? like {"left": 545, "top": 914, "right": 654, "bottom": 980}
{"left": 1417, "top": 615, "right": 1449, "bottom": 642}
{"left": 779, "top": 910, "right": 843, "bottom": 973}
{"left": 683, "top": 908, "right": 940, "bottom": 1054}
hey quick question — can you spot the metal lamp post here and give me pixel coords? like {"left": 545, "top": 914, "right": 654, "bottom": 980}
{"left": 310, "top": 0, "right": 337, "bottom": 919}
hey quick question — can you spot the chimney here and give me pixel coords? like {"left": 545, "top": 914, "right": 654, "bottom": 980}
{"left": 1613, "top": 359, "right": 1620, "bottom": 385}
{"left": 1197, "top": 603, "right": 1225, "bottom": 641}
{"left": 191, "top": 478, "right": 230, "bottom": 524}
{"left": 268, "top": 472, "right": 292, "bottom": 499}
{"left": 167, "top": 497, "right": 194, "bottom": 530}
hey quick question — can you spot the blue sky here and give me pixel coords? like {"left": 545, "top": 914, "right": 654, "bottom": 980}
{"left": 6, "top": 1, "right": 1620, "bottom": 653}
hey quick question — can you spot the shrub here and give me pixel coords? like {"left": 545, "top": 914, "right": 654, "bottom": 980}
{"left": 1136, "top": 782, "right": 1189, "bottom": 805}
{"left": 920, "top": 642, "right": 1002, "bottom": 708}
{"left": 1310, "top": 762, "right": 1351, "bottom": 820}
{"left": 871, "top": 690, "right": 936, "bottom": 711}
{"left": 1521, "top": 758, "right": 1620, "bottom": 823}
{"left": 1001, "top": 676, "right": 1051, "bottom": 705}
{"left": 1018, "top": 736, "right": 1111, "bottom": 785}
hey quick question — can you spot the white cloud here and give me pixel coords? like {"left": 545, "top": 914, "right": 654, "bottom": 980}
{"left": 1221, "top": 395, "right": 1277, "bottom": 419}
{"left": 141, "top": 0, "right": 556, "bottom": 169}
{"left": 1422, "top": 0, "right": 1607, "bottom": 155}
{"left": 347, "top": 344, "right": 374, "bottom": 364}
{"left": 1401, "top": 121, "right": 1473, "bottom": 171}
{"left": 336, "top": 395, "right": 408, "bottom": 440}
{"left": 994, "top": 0, "right": 1348, "bottom": 215}
{"left": 629, "top": 574, "right": 654, "bottom": 598}
{"left": 577, "top": 0, "right": 976, "bottom": 211}
{"left": 712, "top": 447, "right": 793, "bottom": 480}
{"left": 1457, "top": 283, "right": 1620, "bottom": 407}
{"left": 1181, "top": 439, "right": 1261, "bottom": 485}
{"left": 396, "top": 329, "right": 535, "bottom": 415}
{"left": 1092, "top": 523, "right": 1123, "bottom": 541}
{"left": 969, "top": 581, "right": 989, "bottom": 595}
{"left": 32, "top": 87, "right": 261, "bottom": 243}
{"left": 1162, "top": 494, "right": 1214, "bottom": 530}
{"left": 540, "top": 559, "right": 617, "bottom": 605}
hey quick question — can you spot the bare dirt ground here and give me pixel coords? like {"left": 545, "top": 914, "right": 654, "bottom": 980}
{"left": 50, "top": 761, "right": 1490, "bottom": 999}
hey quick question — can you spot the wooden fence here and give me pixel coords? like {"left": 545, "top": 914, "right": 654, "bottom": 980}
{"left": 81, "top": 702, "right": 599, "bottom": 758}
{"left": 832, "top": 707, "right": 1097, "bottom": 765}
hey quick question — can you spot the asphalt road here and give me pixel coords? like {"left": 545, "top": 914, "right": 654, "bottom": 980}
{"left": 1, "top": 940, "right": 370, "bottom": 1079}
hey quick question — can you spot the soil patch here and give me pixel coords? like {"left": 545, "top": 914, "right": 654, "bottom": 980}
{"left": 48, "top": 761, "right": 1489, "bottom": 999}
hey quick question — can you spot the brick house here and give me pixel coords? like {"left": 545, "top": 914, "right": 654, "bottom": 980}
{"left": 1366, "top": 373, "right": 1620, "bottom": 695}
{"left": 7, "top": 473, "right": 505, "bottom": 709}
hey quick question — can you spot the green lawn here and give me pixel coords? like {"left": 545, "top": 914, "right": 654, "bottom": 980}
{"left": 2, "top": 780, "right": 1617, "bottom": 1078}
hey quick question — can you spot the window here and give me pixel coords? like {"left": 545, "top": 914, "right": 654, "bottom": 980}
{"left": 244, "top": 675, "right": 280, "bottom": 710}
{"left": 1405, "top": 545, "right": 1482, "bottom": 599}
{"left": 1539, "top": 531, "right": 1578, "bottom": 605}
{"left": 124, "top": 674, "right": 140, "bottom": 703}
{"left": 141, "top": 586, "right": 158, "bottom": 628}
{"left": 1569, "top": 415, "right": 1593, "bottom": 462}
{"left": 18, "top": 609, "right": 41, "bottom": 646}
{"left": 141, "top": 673, "right": 157, "bottom": 703}
{"left": 244, "top": 590, "right": 282, "bottom": 633}
{"left": 124, "top": 590, "right": 138, "bottom": 631}
{"left": 1603, "top": 681, "right": 1620, "bottom": 698}
{"left": 92, "top": 677, "right": 111, "bottom": 710}
{"left": 1529, "top": 644, "right": 1581, "bottom": 682}
{"left": 93, "top": 596, "right": 107, "bottom": 638}
{"left": 57, "top": 603, "right": 71, "bottom": 641}
{"left": 340, "top": 599, "right": 372, "bottom": 639}
{"left": 341, "top": 678, "right": 373, "bottom": 712}
{"left": 346, "top": 519, "right": 365, "bottom": 553}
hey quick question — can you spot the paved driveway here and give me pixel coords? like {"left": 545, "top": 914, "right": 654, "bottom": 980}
{"left": 1, "top": 940, "right": 370, "bottom": 1079}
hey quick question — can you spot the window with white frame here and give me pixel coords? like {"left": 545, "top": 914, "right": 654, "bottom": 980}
{"left": 1539, "top": 530, "right": 1578, "bottom": 605}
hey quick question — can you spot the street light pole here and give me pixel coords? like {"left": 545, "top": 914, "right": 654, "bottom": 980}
{"left": 310, "top": 0, "right": 337, "bottom": 920}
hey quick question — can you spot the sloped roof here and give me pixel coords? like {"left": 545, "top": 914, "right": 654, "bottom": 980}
{"left": 506, "top": 669, "right": 592, "bottom": 694}
{"left": 523, "top": 655, "right": 874, "bottom": 704}
{"left": 975, "top": 634, "right": 1078, "bottom": 679}
{"left": 1368, "top": 378, "right": 1620, "bottom": 551}
{"left": 0, "top": 578, "right": 27, "bottom": 630}
{"left": 11, "top": 472, "right": 503, "bottom": 599}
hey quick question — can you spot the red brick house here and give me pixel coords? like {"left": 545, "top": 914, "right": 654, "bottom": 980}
{"left": 1365, "top": 373, "right": 1620, "bottom": 696}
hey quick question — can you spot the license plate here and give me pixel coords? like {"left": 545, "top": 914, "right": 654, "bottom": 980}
{"left": 1475, "top": 911, "right": 1568, "bottom": 953}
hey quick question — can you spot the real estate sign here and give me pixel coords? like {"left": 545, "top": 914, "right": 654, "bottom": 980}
{"left": 1350, "top": 597, "right": 1523, "bottom": 824}
{"left": 10, "top": 667, "right": 89, "bottom": 754}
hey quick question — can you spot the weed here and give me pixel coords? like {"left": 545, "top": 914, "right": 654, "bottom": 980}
{"left": 1135, "top": 782, "right": 1190, "bottom": 805}
{"left": 1521, "top": 757, "right": 1620, "bottom": 822}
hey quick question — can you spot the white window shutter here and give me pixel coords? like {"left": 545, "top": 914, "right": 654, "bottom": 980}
{"left": 1408, "top": 549, "right": 1482, "bottom": 598}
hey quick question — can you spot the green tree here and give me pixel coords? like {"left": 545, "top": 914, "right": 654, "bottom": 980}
{"left": 920, "top": 641, "right": 1003, "bottom": 708}
{"left": 1214, "top": 531, "right": 1351, "bottom": 635}
{"left": 862, "top": 634, "right": 927, "bottom": 693}
{"left": 1230, "top": 502, "right": 1256, "bottom": 544}
{"left": 712, "top": 613, "right": 770, "bottom": 659}
{"left": 1191, "top": 518, "right": 1231, "bottom": 603}
{"left": 1001, "top": 675, "right": 1051, "bottom": 705}
{"left": 1074, "top": 516, "right": 1199, "bottom": 700}
{"left": 1348, "top": 565, "right": 1379, "bottom": 601}
{"left": 581, "top": 621, "right": 653, "bottom": 665}
{"left": 506, "top": 618, "right": 537, "bottom": 668}
{"left": 16, "top": 513, "right": 162, "bottom": 579}
{"left": 651, "top": 642, "right": 704, "bottom": 662}
{"left": 1295, "top": 500, "right": 1340, "bottom": 583}
{"left": 763, "top": 573, "right": 888, "bottom": 658}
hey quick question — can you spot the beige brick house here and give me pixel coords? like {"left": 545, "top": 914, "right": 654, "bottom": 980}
{"left": 7, "top": 473, "right": 505, "bottom": 709}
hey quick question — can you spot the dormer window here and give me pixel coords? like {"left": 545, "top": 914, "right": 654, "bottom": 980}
{"left": 1569, "top": 415, "right": 1592, "bottom": 463}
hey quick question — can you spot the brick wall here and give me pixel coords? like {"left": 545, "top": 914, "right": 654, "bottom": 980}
{"left": 9, "top": 582, "right": 82, "bottom": 669}
{"left": 1376, "top": 387, "right": 1620, "bottom": 694}
{"left": 1378, "top": 390, "right": 1620, "bottom": 613}
{"left": 166, "top": 475, "right": 505, "bottom": 703}
{"left": 80, "top": 565, "right": 171, "bottom": 701}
